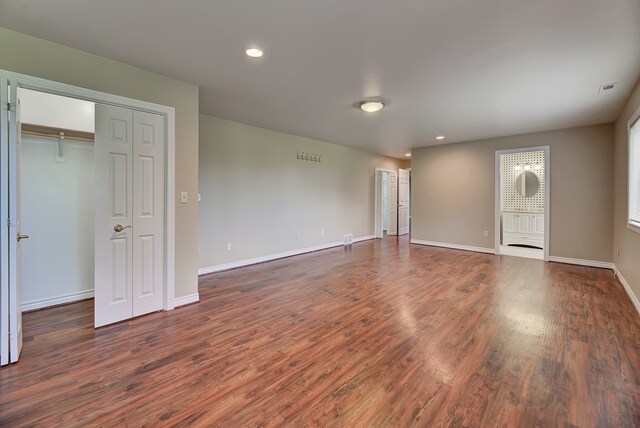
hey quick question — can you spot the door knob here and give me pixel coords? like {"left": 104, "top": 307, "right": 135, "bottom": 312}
{"left": 17, "top": 233, "right": 29, "bottom": 242}
{"left": 114, "top": 224, "right": 132, "bottom": 232}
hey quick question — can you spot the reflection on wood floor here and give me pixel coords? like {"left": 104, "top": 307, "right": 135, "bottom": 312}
{"left": 1, "top": 236, "right": 639, "bottom": 426}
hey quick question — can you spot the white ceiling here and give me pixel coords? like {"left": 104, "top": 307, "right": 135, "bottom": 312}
{"left": 2, "top": 0, "right": 639, "bottom": 158}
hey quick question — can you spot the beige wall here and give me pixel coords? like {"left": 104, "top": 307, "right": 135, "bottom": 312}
{"left": 613, "top": 79, "right": 640, "bottom": 300}
{"left": 411, "top": 124, "right": 614, "bottom": 262}
{"left": 198, "top": 115, "right": 403, "bottom": 268}
{"left": 0, "top": 28, "right": 200, "bottom": 298}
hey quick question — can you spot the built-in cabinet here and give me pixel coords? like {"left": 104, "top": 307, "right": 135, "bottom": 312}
{"left": 502, "top": 211, "right": 544, "bottom": 249}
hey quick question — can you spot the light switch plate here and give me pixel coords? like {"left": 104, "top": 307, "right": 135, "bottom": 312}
{"left": 180, "top": 191, "right": 188, "bottom": 203}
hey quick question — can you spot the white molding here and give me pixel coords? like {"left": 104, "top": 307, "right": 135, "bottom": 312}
{"left": 22, "top": 289, "right": 94, "bottom": 312}
{"left": 198, "top": 235, "right": 376, "bottom": 276}
{"left": 174, "top": 293, "right": 200, "bottom": 307}
{"left": 410, "top": 239, "right": 495, "bottom": 254}
{"left": 548, "top": 256, "right": 614, "bottom": 270}
{"left": 614, "top": 266, "right": 640, "bottom": 316}
{"left": 0, "top": 69, "right": 177, "bottom": 314}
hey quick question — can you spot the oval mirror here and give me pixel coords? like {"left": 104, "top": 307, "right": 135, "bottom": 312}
{"left": 515, "top": 171, "right": 540, "bottom": 197}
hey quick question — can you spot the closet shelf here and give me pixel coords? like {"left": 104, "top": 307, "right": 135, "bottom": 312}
{"left": 21, "top": 123, "right": 94, "bottom": 143}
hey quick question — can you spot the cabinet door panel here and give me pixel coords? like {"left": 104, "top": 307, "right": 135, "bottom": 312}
{"left": 532, "top": 215, "right": 545, "bottom": 234}
{"left": 518, "top": 214, "right": 533, "bottom": 233}
{"left": 502, "top": 213, "right": 518, "bottom": 233}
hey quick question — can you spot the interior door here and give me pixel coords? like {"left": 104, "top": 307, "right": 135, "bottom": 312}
{"left": 95, "top": 105, "right": 165, "bottom": 327}
{"left": 8, "top": 82, "right": 23, "bottom": 362}
{"left": 95, "top": 104, "right": 134, "bottom": 327}
{"left": 387, "top": 171, "right": 398, "bottom": 235}
{"left": 132, "top": 111, "right": 165, "bottom": 317}
{"left": 398, "top": 168, "right": 410, "bottom": 235}
{"left": 1, "top": 78, "right": 10, "bottom": 365}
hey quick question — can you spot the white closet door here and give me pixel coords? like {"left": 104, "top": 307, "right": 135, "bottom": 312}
{"left": 95, "top": 104, "right": 134, "bottom": 327}
{"left": 4, "top": 81, "right": 24, "bottom": 363}
{"left": 398, "top": 168, "right": 410, "bottom": 236}
{"left": 132, "top": 111, "right": 164, "bottom": 317}
{"left": 1, "top": 78, "right": 10, "bottom": 365}
{"left": 387, "top": 171, "right": 398, "bottom": 235}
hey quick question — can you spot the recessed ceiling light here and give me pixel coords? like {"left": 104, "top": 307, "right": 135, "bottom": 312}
{"left": 534, "top": 164, "right": 542, "bottom": 170}
{"left": 245, "top": 47, "right": 264, "bottom": 58}
{"left": 524, "top": 164, "right": 532, "bottom": 171}
{"left": 359, "top": 100, "right": 384, "bottom": 113}
{"left": 436, "top": 135, "right": 445, "bottom": 140}
{"left": 405, "top": 153, "right": 411, "bottom": 157}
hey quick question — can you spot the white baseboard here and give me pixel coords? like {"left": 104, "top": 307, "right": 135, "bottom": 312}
{"left": 174, "top": 293, "right": 200, "bottom": 307}
{"left": 548, "top": 256, "right": 614, "bottom": 270}
{"left": 410, "top": 239, "right": 495, "bottom": 254}
{"left": 614, "top": 266, "right": 640, "bottom": 316}
{"left": 198, "top": 235, "right": 376, "bottom": 276}
{"left": 22, "top": 289, "right": 94, "bottom": 312}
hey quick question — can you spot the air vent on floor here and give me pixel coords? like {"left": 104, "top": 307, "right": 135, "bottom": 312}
{"left": 343, "top": 234, "right": 353, "bottom": 246}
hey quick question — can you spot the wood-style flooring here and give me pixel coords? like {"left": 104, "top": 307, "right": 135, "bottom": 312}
{"left": 1, "top": 237, "right": 640, "bottom": 427}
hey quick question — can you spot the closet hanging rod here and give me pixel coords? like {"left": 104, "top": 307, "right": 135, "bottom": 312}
{"left": 21, "top": 123, "right": 94, "bottom": 143}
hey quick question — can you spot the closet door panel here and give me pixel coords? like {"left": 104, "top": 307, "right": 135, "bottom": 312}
{"left": 132, "top": 111, "right": 165, "bottom": 317}
{"left": 95, "top": 104, "right": 134, "bottom": 327}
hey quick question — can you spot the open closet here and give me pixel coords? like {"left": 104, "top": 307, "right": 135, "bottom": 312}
{"left": 19, "top": 89, "right": 96, "bottom": 311}
{"left": 1, "top": 72, "right": 174, "bottom": 365}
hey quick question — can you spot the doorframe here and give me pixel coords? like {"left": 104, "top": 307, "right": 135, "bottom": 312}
{"left": 494, "top": 146, "right": 550, "bottom": 261}
{"left": 0, "top": 69, "right": 176, "bottom": 312}
{"left": 374, "top": 168, "right": 398, "bottom": 239}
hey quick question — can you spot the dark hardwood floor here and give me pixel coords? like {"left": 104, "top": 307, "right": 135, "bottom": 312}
{"left": 2, "top": 237, "right": 640, "bottom": 427}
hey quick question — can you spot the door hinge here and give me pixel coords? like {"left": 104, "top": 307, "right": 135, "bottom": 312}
{"left": 7, "top": 102, "right": 14, "bottom": 112}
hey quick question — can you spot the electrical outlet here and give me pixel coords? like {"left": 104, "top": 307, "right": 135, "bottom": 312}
{"left": 226, "top": 243, "right": 232, "bottom": 252}
{"left": 321, "top": 229, "right": 325, "bottom": 236}
{"left": 483, "top": 230, "right": 489, "bottom": 237}
{"left": 180, "top": 191, "right": 188, "bottom": 203}
{"left": 197, "top": 193, "right": 202, "bottom": 202}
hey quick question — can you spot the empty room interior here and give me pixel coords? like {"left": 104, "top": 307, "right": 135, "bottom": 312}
{"left": 1, "top": 1, "right": 640, "bottom": 426}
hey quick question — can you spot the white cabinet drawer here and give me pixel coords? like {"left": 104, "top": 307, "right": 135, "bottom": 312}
{"left": 503, "top": 232, "right": 543, "bottom": 249}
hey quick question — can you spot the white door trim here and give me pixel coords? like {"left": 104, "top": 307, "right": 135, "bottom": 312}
{"left": 0, "top": 69, "right": 176, "bottom": 312}
{"left": 494, "top": 146, "right": 550, "bottom": 261}
{"left": 374, "top": 168, "right": 398, "bottom": 239}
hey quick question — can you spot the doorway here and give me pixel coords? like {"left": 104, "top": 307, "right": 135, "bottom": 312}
{"left": 1, "top": 71, "right": 176, "bottom": 365}
{"left": 375, "top": 168, "right": 410, "bottom": 239}
{"left": 495, "top": 147, "right": 550, "bottom": 261}
{"left": 19, "top": 89, "right": 96, "bottom": 313}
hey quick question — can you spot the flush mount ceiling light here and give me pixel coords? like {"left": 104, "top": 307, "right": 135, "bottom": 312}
{"left": 436, "top": 135, "right": 445, "bottom": 140}
{"left": 245, "top": 47, "right": 264, "bottom": 58}
{"left": 359, "top": 100, "right": 384, "bottom": 113}
{"left": 405, "top": 153, "right": 411, "bottom": 157}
